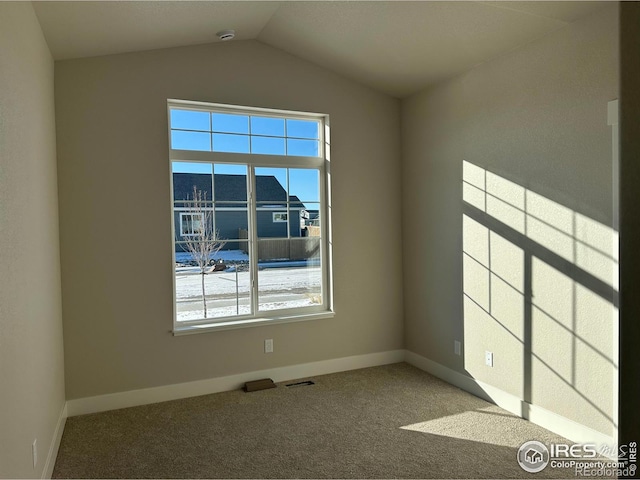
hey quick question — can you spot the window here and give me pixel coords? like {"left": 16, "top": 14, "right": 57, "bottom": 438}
{"left": 179, "top": 212, "right": 203, "bottom": 236}
{"left": 169, "top": 100, "right": 333, "bottom": 333}
{"left": 272, "top": 212, "right": 288, "bottom": 223}
{"left": 170, "top": 107, "right": 320, "bottom": 157}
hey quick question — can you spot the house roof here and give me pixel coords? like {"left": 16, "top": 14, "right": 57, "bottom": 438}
{"left": 173, "top": 173, "right": 304, "bottom": 207}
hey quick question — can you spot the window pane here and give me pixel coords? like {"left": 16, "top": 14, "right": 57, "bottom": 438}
{"left": 173, "top": 171, "right": 213, "bottom": 204}
{"left": 287, "top": 208, "right": 304, "bottom": 237}
{"left": 211, "top": 113, "right": 249, "bottom": 134}
{"left": 175, "top": 241, "right": 251, "bottom": 321}
{"left": 287, "top": 139, "right": 319, "bottom": 157}
{"left": 251, "top": 116, "right": 285, "bottom": 137}
{"left": 214, "top": 164, "right": 248, "bottom": 203}
{"left": 215, "top": 206, "right": 249, "bottom": 245}
{"left": 214, "top": 163, "right": 247, "bottom": 176}
{"left": 286, "top": 119, "right": 319, "bottom": 139}
{"left": 208, "top": 252, "right": 252, "bottom": 318}
{"left": 257, "top": 208, "right": 288, "bottom": 238}
{"left": 296, "top": 202, "right": 321, "bottom": 238}
{"left": 257, "top": 238, "right": 322, "bottom": 311}
{"left": 213, "top": 133, "right": 250, "bottom": 154}
{"left": 171, "top": 109, "right": 210, "bottom": 131}
{"left": 289, "top": 169, "right": 320, "bottom": 202}
{"left": 171, "top": 130, "right": 211, "bottom": 151}
{"left": 173, "top": 162, "right": 212, "bottom": 175}
{"left": 251, "top": 136, "right": 285, "bottom": 155}
{"left": 255, "top": 168, "right": 288, "bottom": 203}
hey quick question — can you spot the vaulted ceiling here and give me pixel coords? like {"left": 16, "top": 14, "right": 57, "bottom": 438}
{"left": 33, "top": 1, "right": 610, "bottom": 98}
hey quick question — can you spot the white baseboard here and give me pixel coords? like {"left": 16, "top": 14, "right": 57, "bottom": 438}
{"left": 405, "top": 350, "right": 615, "bottom": 450}
{"left": 42, "top": 402, "right": 67, "bottom": 479}
{"left": 64, "top": 348, "right": 614, "bottom": 457}
{"left": 67, "top": 349, "right": 405, "bottom": 417}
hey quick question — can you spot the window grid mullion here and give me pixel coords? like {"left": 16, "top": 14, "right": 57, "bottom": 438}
{"left": 248, "top": 115, "right": 253, "bottom": 154}
{"left": 248, "top": 167, "right": 259, "bottom": 316}
{"left": 286, "top": 168, "right": 291, "bottom": 240}
{"left": 320, "top": 167, "right": 328, "bottom": 310}
{"left": 284, "top": 118, "right": 288, "bottom": 156}
{"left": 210, "top": 167, "right": 216, "bottom": 235}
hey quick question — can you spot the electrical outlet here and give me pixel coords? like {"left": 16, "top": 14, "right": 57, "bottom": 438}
{"left": 32, "top": 439, "right": 37, "bottom": 469}
{"left": 264, "top": 339, "right": 273, "bottom": 353}
{"left": 485, "top": 351, "right": 493, "bottom": 367}
{"left": 454, "top": 341, "right": 461, "bottom": 356}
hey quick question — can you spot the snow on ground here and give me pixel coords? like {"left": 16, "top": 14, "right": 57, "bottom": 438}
{"left": 175, "top": 264, "right": 322, "bottom": 321}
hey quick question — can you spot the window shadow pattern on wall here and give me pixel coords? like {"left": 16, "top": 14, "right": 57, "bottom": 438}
{"left": 462, "top": 160, "right": 618, "bottom": 436}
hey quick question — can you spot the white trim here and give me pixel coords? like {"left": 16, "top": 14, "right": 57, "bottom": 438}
{"left": 169, "top": 98, "right": 326, "bottom": 121}
{"left": 171, "top": 149, "right": 325, "bottom": 169}
{"left": 42, "top": 402, "right": 67, "bottom": 479}
{"left": 404, "top": 351, "right": 615, "bottom": 452}
{"left": 248, "top": 167, "right": 259, "bottom": 315}
{"left": 174, "top": 310, "right": 334, "bottom": 335}
{"left": 66, "top": 349, "right": 404, "bottom": 417}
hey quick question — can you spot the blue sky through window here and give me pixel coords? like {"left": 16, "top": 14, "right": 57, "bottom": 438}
{"left": 251, "top": 117, "right": 285, "bottom": 137}
{"left": 170, "top": 109, "right": 320, "bottom": 156}
{"left": 286, "top": 119, "right": 318, "bottom": 139}
{"left": 171, "top": 109, "right": 209, "bottom": 131}
{"left": 213, "top": 133, "right": 250, "bottom": 153}
{"left": 212, "top": 113, "right": 249, "bottom": 134}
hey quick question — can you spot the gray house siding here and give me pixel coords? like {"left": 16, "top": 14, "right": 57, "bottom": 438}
{"left": 173, "top": 173, "right": 305, "bottom": 253}
{"left": 256, "top": 210, "right": 304, "bottom": 238}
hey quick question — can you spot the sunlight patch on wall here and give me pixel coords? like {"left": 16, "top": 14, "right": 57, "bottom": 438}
{"left": 462, "top": 160, "right": 618, "bottom": 290}
{"left": 461, "top": 159, "right": 618, "bottom": 435}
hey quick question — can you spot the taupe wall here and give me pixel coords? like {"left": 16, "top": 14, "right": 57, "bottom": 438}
{"left": 0, "top": 3, "right": 66, "bottom": 477}
{"left": 401, "top": 5, "right": 618, "bottom": 436}
{"left": 55, "top": 40, "right": 403, "bottom": 400}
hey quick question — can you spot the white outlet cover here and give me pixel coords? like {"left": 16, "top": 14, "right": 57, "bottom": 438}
{"left": 485, "top": 351, "right": 493, "bottom": 367}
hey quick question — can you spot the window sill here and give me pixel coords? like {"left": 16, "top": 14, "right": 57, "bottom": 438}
{"left": 172, "top": 310, "right": 335, "bottom": 336}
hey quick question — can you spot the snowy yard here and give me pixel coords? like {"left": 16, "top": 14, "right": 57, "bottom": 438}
{"left": 175, "top": 250, "right": 322, "bottom": 321}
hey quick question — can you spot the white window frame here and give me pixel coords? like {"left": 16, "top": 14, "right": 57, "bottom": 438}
{"left": 179, "top": 211, "right": 204, "bottom": 237}
{"left": 168, "top": 99, "right": 334, "bottom": 335}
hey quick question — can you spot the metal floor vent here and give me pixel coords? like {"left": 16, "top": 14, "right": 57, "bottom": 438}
{"left": 285, "top": 380, "right": 315, "bottom": 387}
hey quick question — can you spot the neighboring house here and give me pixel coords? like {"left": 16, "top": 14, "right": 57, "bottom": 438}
{"left": 173, "top": 173, "right": 307, "bottom": 251}
{"left": 305, "top": 209, "right": 320, "bottom": 227}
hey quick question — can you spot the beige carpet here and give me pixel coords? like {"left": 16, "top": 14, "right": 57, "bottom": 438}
{"left": 53, "top": 363, "right": 579, "bottom": 478}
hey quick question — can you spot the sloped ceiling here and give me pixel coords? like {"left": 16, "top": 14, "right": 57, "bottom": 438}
{"left": 33, "top": 1, "right": 611, "bottom": 98}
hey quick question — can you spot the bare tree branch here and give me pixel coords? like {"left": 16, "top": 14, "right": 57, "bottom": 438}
{"left": 178, "top": 186, "right": 226, "bottom": 318}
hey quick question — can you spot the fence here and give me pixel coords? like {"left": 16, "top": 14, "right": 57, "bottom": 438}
{"left": 238, "top": 229, "right": 321, "bottom": 261}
